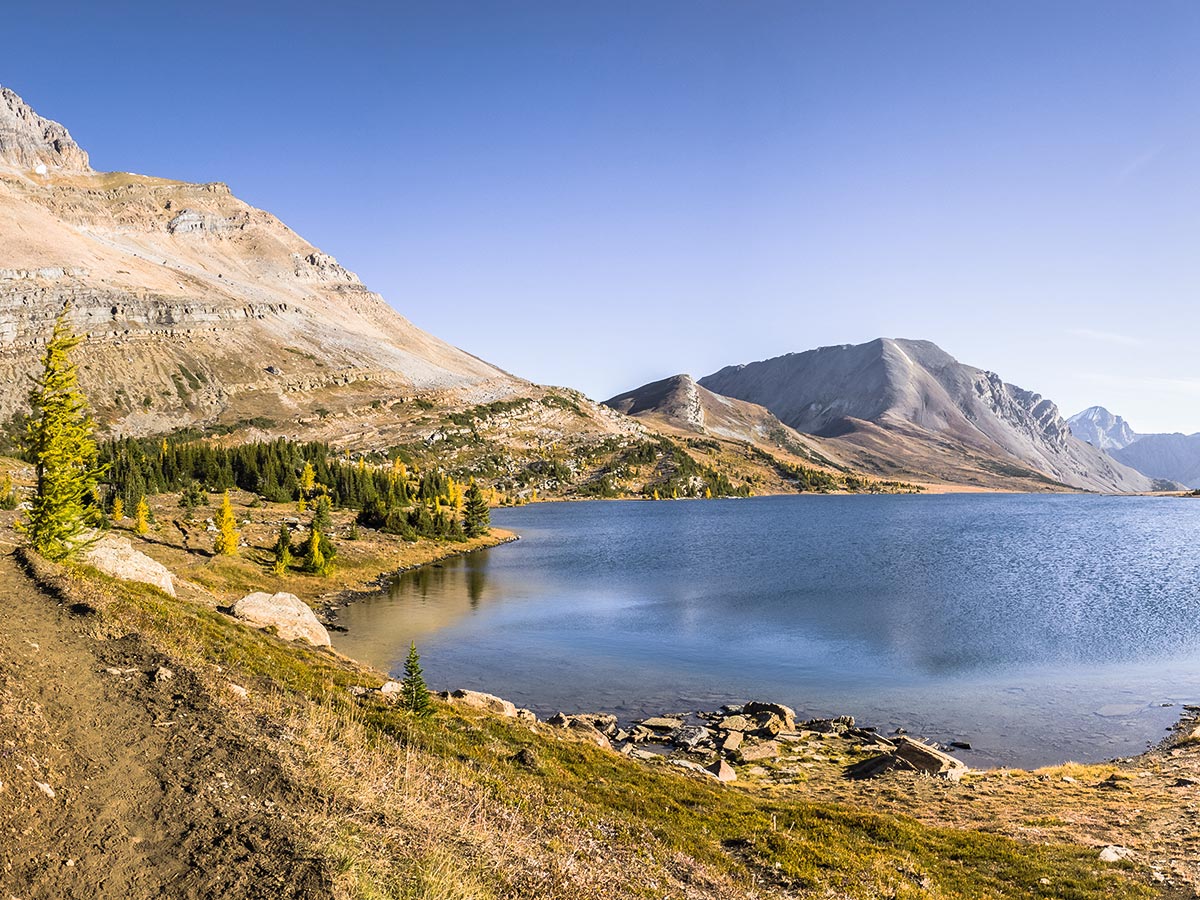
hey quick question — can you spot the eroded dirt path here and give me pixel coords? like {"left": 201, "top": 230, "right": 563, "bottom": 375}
{"left": 0, "top": 552, "right": 330, "bottom": 900}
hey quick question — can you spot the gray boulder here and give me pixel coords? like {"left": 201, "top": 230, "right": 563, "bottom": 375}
{"left": 84, "top": 535, "right": 176, "bottom": 597}
{"left": 230, "top": 591, "right": 331, "bottom": 647}
{"left": 447, "top": 689, "right": 518, "bottom": 717}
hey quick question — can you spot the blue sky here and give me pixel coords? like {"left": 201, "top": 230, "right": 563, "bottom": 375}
{"left": 6, "top": 1, "right": 1200, "bottom": 432}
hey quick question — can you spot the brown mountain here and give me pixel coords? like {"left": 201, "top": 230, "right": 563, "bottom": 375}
{"left": 0, "top": 85, "right": 521, "bottom": 438}
{"left": 697, "top": 338, "right": 1158, "bottom": 493}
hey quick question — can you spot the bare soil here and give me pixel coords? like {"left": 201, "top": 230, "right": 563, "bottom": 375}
{"left": 0, "top": 551, "right": 331, "bottom": 899}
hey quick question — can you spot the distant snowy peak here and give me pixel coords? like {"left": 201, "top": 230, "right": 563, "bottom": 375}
{"left": 1067, "top": 406, "right": 1139, "bottom": 450}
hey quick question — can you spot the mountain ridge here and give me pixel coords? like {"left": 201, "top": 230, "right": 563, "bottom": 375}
{"left": 697, "top": 338, "right": 1155, "bottom": 493}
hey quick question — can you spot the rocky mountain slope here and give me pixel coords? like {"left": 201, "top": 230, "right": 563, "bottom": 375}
{"left": 698, "top": 339, "right": 1156, "bottom": 493}
{"left": 1067, "top": 406, "right": 1139, "bottom": 451}
{"left": 0, "top": 86, "right": 530, "bottom": 436}
{"left": 1068, "top": 407, "right": 1200, "bottom": 489}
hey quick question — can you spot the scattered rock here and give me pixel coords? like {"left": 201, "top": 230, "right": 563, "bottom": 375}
{"left": 379, "top": 681, "right": 402, "bottom": 695}
{"left": 153, "top": 666, "right": 174, "bottom": 683}
{"left": 226, "top": 683, "right": 249, "bottom": 700}
{"left": 669, "top": 725, "right": 711, "bottom": 750}
{"left": 846, "top": 736, "right": 968, "bottom": 780}
{"left": 83, "top": 535, "right": 176, "bottom": 597}
{"left": 706, "top": 759, "right": 737, "bottom": 782}
{"left": 34, "top": 781, "right": 55, "bottom": 799}
{"left": 717, "top": 730, "right": 743, "bottom": 753}
{"left": 1098, "top": 845, "right": 1133, "bottom": 863}
{"left": 717, "top": 714, "right": 754, "bottom": 732}
{"left": 739, "top": 740, "right": 781, "bottom": 762}
{"left": 512, "top": 748, "right": 538, "bottom": 769}
{"left": 744, "top": 701, "right": 796, "bottom": 727}
{"left": 229, "top": 592, "right": 331, "bottom": 647}
{"left": 446, "top": 689, "right": 518, "bottom": 717}
{"left": 640, "top": 716, "right": 684, "bottom": 732}
{"left": 566, "top": 720, "right": 612, "bottom": 750}
{"left": 516, "top": 708, "right": 538, "bottom": 724}
{"left": 949, "top": 741, "right": 972, "bottom": 751}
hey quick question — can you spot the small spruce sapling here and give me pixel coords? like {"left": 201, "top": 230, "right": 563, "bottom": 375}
{"left": 271, "top": 523, "right": 293, "bottom": 575}
{"left": 399, "top": 642, "right": 432, "bottom": 716}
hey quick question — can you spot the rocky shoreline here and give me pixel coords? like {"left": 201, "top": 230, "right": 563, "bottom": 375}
{"left": 349, "top": 680, "right": 1200, "bottom": 789}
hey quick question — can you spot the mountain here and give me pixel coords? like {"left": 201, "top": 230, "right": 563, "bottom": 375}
{"left": 0, "top": 85, "right": 524, "bottom": 438}
{"left": 1066, "top": 406, "right": 1138, "bottom": 450}
{"left": 1110, "top": 433, "right": 1200, "bottom": 489}
{"left": 1067, "top": 406, "right": 1200, "bottom": 488}
{"left": 698, "top": 338, "right": 1156, "bottom": 493}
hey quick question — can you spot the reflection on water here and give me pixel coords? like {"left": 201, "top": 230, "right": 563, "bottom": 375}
{"left": 332, "top": 494, "right": 1200, "bottom": 767}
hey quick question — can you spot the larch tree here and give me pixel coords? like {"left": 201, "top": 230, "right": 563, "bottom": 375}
{"left": 134, "top": 497, "right": 151, "bottom": 535}
{"left": 213, "top": 491, "right": 240, "bottom": 555}
{"left": 19, "top": 310, "right": 105, "bottom": 560}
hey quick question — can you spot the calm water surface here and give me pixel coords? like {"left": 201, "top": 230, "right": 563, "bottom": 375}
{"left": 332, "top": 495, "right": 1200, "bottom": 767}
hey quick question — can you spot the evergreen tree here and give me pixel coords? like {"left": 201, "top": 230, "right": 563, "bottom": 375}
{"left": 271, "top": 523, "right": 293, "bottom": 575}
{"left": 462, "top": 479, "right": 490, "bottom": 538}
{"left": 399, "top": 642, "right": 432, "bottom": 717}
{"left": 110, "top": 495, "right": 125, "bottom": 522}
{"left": 312, "top": 494, "right": 333, "bottom": 535}
{"left": 19, "top": 310, "right": 105, "bottom": 559}
{"left": 180, "top": 481, "right": 206, "bottom": 520}
{"left": 134, "top": 497, "right": 150, "bottom": 535}
{"left": 213, "top": 491, "right": 240, "bottom": 556}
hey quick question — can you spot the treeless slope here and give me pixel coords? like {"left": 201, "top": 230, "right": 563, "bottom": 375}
{"left": 0, "top": 86, "right": 520, "bottom": 436}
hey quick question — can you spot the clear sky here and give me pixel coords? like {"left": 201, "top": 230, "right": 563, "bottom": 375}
{"left": 6, "top": 1, "right": 1200, "bottom": 433}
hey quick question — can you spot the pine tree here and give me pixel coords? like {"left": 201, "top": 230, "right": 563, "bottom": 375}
{"left": 271, "top": 523, "right": 293, "bottom": 575}
{"left": 399, "top": 642, "right": 431, "bottom": 717}
{"left": 213, "top": 491, "right": 240, "bottom": 556}
{"left": 19, "top": 310, "right": 105, "bottom": 559}
{"left": 134, "top": 497, "right": 150, "bottom": 535}
{"left": 110, "top": 495, "right": 125, "bottom": 522}
{"left": 462, "top": 479, "right": 490, "bottom": 538}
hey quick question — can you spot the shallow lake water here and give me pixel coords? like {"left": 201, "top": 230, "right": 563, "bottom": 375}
{"left": 331, "top": 494, "right": 1200, "bottom": 767}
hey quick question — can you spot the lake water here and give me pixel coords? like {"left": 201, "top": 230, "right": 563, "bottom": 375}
{"left": 331, "top": 494, "right": 1200, "bottom": 768}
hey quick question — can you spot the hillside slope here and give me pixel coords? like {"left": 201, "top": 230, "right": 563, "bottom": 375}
{"left": 699, "top": 339, "right": 1155, "bottom": 493}
{"left": 0, "top": 86, "right": 520, "bottom": 437}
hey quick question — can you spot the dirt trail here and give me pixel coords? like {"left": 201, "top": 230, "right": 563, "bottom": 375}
{"left": 0, "top": 552, "right": 330, "bottom": 900}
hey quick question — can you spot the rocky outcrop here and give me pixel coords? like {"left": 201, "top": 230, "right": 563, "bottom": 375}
{"left": 229, "top": 591, "right": 331, "bottom": 647}
{"left": 83, "top": 535, "right": 175, "bottom": 597}
{"left": 846, "top": 736, "right": 968, "bottom": 780}
{"left": 0, "top": 87, "right": 90, "bottom": 173}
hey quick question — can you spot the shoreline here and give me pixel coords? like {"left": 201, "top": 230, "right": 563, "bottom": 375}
{"left": 325, "top": 527, "right": 1200, "bottom": 774}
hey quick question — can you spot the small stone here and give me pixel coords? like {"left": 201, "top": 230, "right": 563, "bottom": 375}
{"left": 226, "top": 683, "right": 249, "bottom": 700}
{"left": 379, "top": 681, "right": 402, "bottom": 695}
{"left": 1098, "top": 845, "right": 1132, "bottom": 863}
{"left": 949, "top": 741, "right": 972, "bottom": 751}
{"left": 718, "top": 730, "right": 743, "bottom": 753}
{"left": 153, "top": 666, "right": 174, "bottom": 683}
{"left": 34, "top": 781, "right": 55, "bottom": 799}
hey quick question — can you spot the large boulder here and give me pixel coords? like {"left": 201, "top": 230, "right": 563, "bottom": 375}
{"left": 446, "top": 689, "right": 517, "bottom": 718}
{"left": 84, "top": 535, "right": 175, "bottom": 597}
{"left": 846, "top": 736, "right": 968, "bottom": 780}
{"left": 230, "top": 592, "right": 331, "bottom": 647}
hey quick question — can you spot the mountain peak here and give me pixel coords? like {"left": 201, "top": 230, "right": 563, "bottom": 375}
{"left": 0, "top": 86, "right": 91, "bottom": 173}
{"left": 1066, "top": 406, "right": 1138, "bottom": 451}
